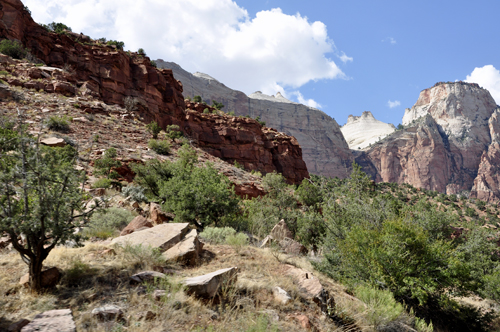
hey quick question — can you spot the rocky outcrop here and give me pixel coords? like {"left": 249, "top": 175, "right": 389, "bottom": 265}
{"left": 21, "top": 309, "right": 76, "bottom": 332}
{"left": 156, "top": 60, "right": 352, "bottom": 178}
{"left": 184, "top": 267, "right": 238, "bottom": 298}
{"left": 341, "top": 111, "right": 395, "bottom": 150}
{"left": 360, "top": 82, "right": 500, "bottom": 197}
{"left": 0, "top": 0, "right": 308, "bottom": 184}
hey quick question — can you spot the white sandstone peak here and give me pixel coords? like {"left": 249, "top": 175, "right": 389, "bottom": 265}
{"left": 341, "top": 112, "right": 395, "bottom": 150}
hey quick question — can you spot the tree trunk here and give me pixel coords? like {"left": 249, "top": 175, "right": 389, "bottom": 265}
{"left": 29, "top": 256, "right": 43, "bottom": 293}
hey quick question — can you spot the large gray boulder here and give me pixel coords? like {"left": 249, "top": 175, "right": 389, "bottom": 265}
{"left": 21, "top": 309, "right": 75, "bottom": 332}
{"left": 109, "top": 223, "right": 190, "bottom": 251}
{"left": 184, "top": 267, "right": 238, "bottom": 298}
{"left": 163, "top": 229, "right": 203, "bottom": 266}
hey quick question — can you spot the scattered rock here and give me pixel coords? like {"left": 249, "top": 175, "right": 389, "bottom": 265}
{"left": 19, "top": 267, "right": 61, "bottom": 288}
{"left": 259, "top": 235, "right": 274, "bottom": 248}
{"left": 110, "top": 223, "right": 190, "bottom": 251}
{"left": 163, "top": 229, "right": 204, "bottom": 266}
{"left": 91, "top": 305, "right": 124, "bottom": 321}
{"left": 150, "top": 203, "right": 172, "bottom": 224}
{"left": 273, "top": 286, "right": 292, "bottom": 304}
{"left": 290, "top": 314, "right": 312, "bottom": 330}
{"left": 40, "top": 137, "right": 66, "bottom": 147}
{"left": 153, "top": 289, "right": 168, "bottom": 301}
{"left": 129, "top": 271, "right": 166, "bottom": 285}
{"left": 7, "top": 319, "right": 30, "bottom": 332}
{"left": 21, "top": 309, "right": 75, "bottom": 332}
{"left": 270, "top": 219, "right": 293, "bottom": 241}
{"left": 279, "top": 237, "right": 308, "bottom": 255}
{"left": 120, "top": 215, "right": 154, "bottom": 236}
{"left": 285, "top": 265, "right": 334, "bottom": 312}
{"left": 184, "top": 267, "right": 238, "bottom": 298}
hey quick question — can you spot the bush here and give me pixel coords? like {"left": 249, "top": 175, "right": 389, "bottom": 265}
{"left": 94, "top": 148, "right": 121, "bottom": 178}
{"left": 46, "top": 115, "right": 70, "bottom": 132}
{"left": 193, "top": 95, "right": 203, "bottom": 103}
{"left": 92, "top": 178, "right": 112, "bottom": 189}
{"left": 225, "top": 232, "right": 248, "bottom": 252}
{"left": 0, "top": 39, "right": 27, "bottom": 59}
{"left": 148, "top": 139, "right": 171, "bottom": 155}
{"left": 146, "top": 121, "right": 161, "bottom": 139}
{"left": 165, "top": 124, "right": 183, "bottom": 140}
{"left": 83, "top": 207, "right": 135, "bottom": 239}
{"left": 354, "top": 284, "right": 404, "bottom": 327}
{"left": 41, "top": 22, "right": 72, "bottom": 34}
{"left": 150, "top": 60, "right": 157, "bottom": 68}
{"left": 138, "top": 48, "right": 146, "bottom": 56}
{"left": 106, "top": 40, "right": 124, "bottom": 50}
{"left": 211, "top": 100, "right": 224, "bottom": 110}
{"left": 200, "top": 227, "right": 236, "bottom": 244}
{"left": 203, "top": 108, "right": 209, "bottom": 114}
{"left": 122, "top": 184, "right": 148, "bottom": 203}
{"left": 118, "top": 243, "right": 164, "bottom": 270}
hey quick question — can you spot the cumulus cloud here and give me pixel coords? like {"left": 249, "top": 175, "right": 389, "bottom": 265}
{"left": 291, "top": 91, "right": 322, "bottom": 109}
{"left": 339, "top": 52, "right": 353, "bottom": 63}
{"left": 387, "top": 100, "right": 401, "bottom": 108}
{"left": 24, "top": 0, "right": 348, "bottom": 97}
{"left": 465, "top": 65, "right": 500, "bottom": 104}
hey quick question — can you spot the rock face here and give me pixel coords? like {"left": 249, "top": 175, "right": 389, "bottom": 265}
{"left": 156, "top": 60, "right": 352, "bottom": 178}
{"left": 341, "top": 111, "right": 395, "bottom": 150}
{"left": 110, "top": 223, "right": 190, "bottom": 251}
{"left": 359, "top": 82, "right": 500, "bottom": 198}
{"left": 120, "top": 215, "right": 153, "bottom": 236}
{"left": 0, "top": 1, "right": 309, "bottom": 184}
{"left": 162, "top": 229, "right": 204, "bottom": 266}
{"left": 21, "top": 309, "right": 75, "bottom": 332}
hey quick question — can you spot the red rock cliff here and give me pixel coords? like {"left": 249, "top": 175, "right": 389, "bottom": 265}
{"left": 0, "top": 0, "right": 308, "bottom": 183}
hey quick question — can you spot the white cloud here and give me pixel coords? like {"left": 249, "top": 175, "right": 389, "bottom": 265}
{"left": 465, "top": 65, "right": 500, "bottom": 104}
{"left": 382, "top": 37, "right": 397, "bottom": 45}
{"left": 24, "top": 0, "right": 348, "bottom": 96}
{"left": 387, "top": 100, "right": 401, "bottom": 108}
{"left": 291, "top": 91, "right": 322, "bottom": 108}
{"left": 339, "top": 52, "right": 353, "bottom": 63}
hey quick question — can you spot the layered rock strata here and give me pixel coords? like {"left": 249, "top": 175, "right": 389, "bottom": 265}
{"left": 0, "top": 0, "right": 308, "bottom": 184}
{"left": 359, "top": 82, "right": 500, "bottom": 199}
{"left": 341, "top": 111, "right": 395, "bottom": 150}
{"left": 156, "top": 60, "right": 352, "bottom": 178}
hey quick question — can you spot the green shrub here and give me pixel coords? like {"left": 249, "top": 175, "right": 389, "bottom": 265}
{"left": 46, "top": 115, "right": 70, "bottom": 132}
{"left": 0, "top": 70, "right": 9, "bottom": 75}
{"left": 148, "top": 139, "right": 171, "bottom": 155}
{"left": 200, "top": 227, "right": 236, "bottom": 244}
{"left": 193, "top": 95, "right": 202, "bottom": 103}
{"left": 165, "top": 124, "right": 183, "bottom": 139}
{"left": 203, "top": 108, "right": 209, "bottom": 114}
{"left": 118, "top": 243, "right": 164, "bottom": 270}
{"left": 83, "top": 207, "right": 135, "bottom": 239}
{"left": 225, "top": 232, "right": 248, "bottom": 252}
{"left": 92, "top": 178, "right": 112, "bottom": 189}
{"left": 41, "top": 22, "right": 72, "bottom": 34}
{"left": 94, "top": 148, "right": 121, "bottom": 178}
{"left": 63, "top": 259, "right": 97, "bottom": 287}
{"left": 146, "top": 121, "right": 161, "bottom": 139}
{"left": 0, "top": 39, "right": 27, "bottom": 59}
{"left": 138, "top": 48, "right": 146, "bottom": 56}
{"left": 106, "top": 40, "right": 125, "bottom": 50}
{"left": 150, "top": 60, "right": 157, "bottom": 68}
{"left": 122, "top": 184, "right": 148, "bottom": 203}
{"left": 211, "top": 100, "right": 224, "bottom": 110}
{"left": 255, "top": 116, "right": 266, "bottom": 126}
{"left": 354, "top": 284, "right": 404, "bottom": 327}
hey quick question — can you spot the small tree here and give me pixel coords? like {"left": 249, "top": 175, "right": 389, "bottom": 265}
{"left": 94, "top": 147, "right": 121, "bottom": 179}
{"left": 211, "top": 100, "right": 224, "bottom": 110}
{"left": 138, "top": 48, "right": 146, "bottom": 56}
{"left": 146, "top": 121, "right": 161, "bottom": 139}
{"left": 0, "top": 119, "right": 98, "bottom": 292}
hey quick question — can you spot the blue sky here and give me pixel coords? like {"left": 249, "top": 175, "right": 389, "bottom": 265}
{"left": 25, "top": 0, "right": 500, "bottom": 126}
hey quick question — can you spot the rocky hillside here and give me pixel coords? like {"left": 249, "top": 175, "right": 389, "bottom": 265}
{"left": 0, "top": 0, "right": 308, "bottom": 184}
{"left": 156, "top": 60, "right": 352, "bottom": 178}
{"left": 358, "top": 82, "right": 500, "bottom": 201}
{"left": 340, "top": 111, "right": 395, "bottom": 150}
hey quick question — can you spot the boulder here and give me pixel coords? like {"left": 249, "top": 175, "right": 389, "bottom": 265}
{"left": 130, "top": 271, "right": 166, "bottom": 285}
{"left": 279, "top": 238, "right": 308, "bottom": 255}
{"left": 19, "top": 267, "right": 61, "bottom": 288}
{"left": 7, "top": 319, "right": 30, "bottom": 332}
{"left": 150, "top": 203, "right": 172, "bottom": 224}
{"left": 40, "top": 137, "right": 66, "bottom": 147}
{"left": 110, "top": 223, "right": 190, "bottom": 251}
{"left": 273, "top": 286, "right": 292, "bottom": 304}
{"left": 21, "top": 309, "right": 75, "bottom": 332}
{"left": 163, "top": 229, "right": 203, "bottom": 266}
{"left": 120, "top": 215, "right": 154, "bottom": 236}
{"left": 259, "top": 235, "right": 274, "bottom": 248}
{"left": 91, "top": 305, "right": 123, "bottom": 321}
{"left": 270, "top": 220, "right": 293, "bottom": 242}
{"left": 184, "top": 267, "right": 238, "bottom": 298}
{"left": 285, "top": 265, "right": 333, "bottom": 312}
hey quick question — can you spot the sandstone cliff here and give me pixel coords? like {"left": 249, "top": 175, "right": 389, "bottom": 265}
{"left": 0, "top": 0, "right": 308, "bottom": 184}
{"left": 340, "top": 111, "right": 395, "bottom": 150}
{"left": 156, "top": 60, "right": 352, "bottom": 178}
{"left": 359, "top": 82, "right": 500, "bottom": 199}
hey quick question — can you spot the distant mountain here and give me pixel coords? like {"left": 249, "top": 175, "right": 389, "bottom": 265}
{"left": 340, "top": 111, "right": 395, "bottom": 150}
{"left": 156, "top": 60, "right": 353, "bottom": 178}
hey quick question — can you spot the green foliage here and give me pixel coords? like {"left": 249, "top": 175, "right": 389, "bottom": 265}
{"left": 122, "top": 184, "right": 148, "bottom": 203}
{"left": 225, "top": 232, "right": 248, "bottom": 248}
{"left": 117, "top": 243, "right": 164, "bottom": 270}
{"left": 83, "top": 207, "right": 135, "bottom": 239}
{"left": 138, "top": 48, "right": 146, "bottom": 56}
{"left": 46, "top": 115, "right": 70, "bottom": 132}
{"left": 0, "top": 39, "right": 27, "bottom": 59}
{"left": 106, "top": 40, "right": 124, "bottom": 50}
{"left": 148, "top": 139, "right": 171, "bottom": 155}
{"left": 64, "top": 259, "right": 96, "bottom": 286}
{"left": 0, "top": 123, "right": 98, "bottom": 292}
{"left": 193, "top": 95, "right": 203, "bottom": 103}
{"left": 203, "top": 108, "right": 209, "bottom": 114}
{"left": 255, "top": 116, "right": 266, "bottom": 126}
{"left": 94, "top": 148, "right": 122, "bottom": 178}
{"left": 199, "top": 226, "right": 236, "bottom": 244}
{"left": 396, "top": 123, "right": 404, "bottom": 130}
{"left": 296, "top": 178, "right": 322, "bottom": 208}
{"left": 41, "top": 22, "right": 72, "bottom": 34}
{"left": 150, "top": 60, "right": 157, "bottom": 68}
{"left": 354, "top": 284, "right": 404, "bottom": 327}
{"left": 92, "top": 178, "right": 112, "bottom": 189}
{"left": 165, "top": 124, "right": 183, "bottom": 139}
{"left": 146, "top": 121, "right": 161, "bottom": 139}
{"left": 233, "top": 160, "right": 244, "bottom": 170}
{"left": 211, "top": 100, "right": 224, "bottom": 110}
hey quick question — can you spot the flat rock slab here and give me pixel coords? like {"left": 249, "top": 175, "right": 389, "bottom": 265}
{"left": 120, "top": 215, "right": 153, "bottom": 236}
{"left": 130, "top": 271, "right": 166, "bottom": 284}
{"left": 21, "top": 309, "right": 75, "bottom": 332}
{"left": 163, "top": 229, "right": 203, "bottom": 266}
{"left": 91, "top": 305, "right": 123, "bottom": 321}
{"left": 110, "top": 223, "right": 190, "bottom": 251}
{"left": 40, "top": 137, "right": 66, "bottom": 147}
{"left": 184, "top": 267, "right": 238, "bottom": 298}
{"left": 285, "top": 265, "right": 333, "bottom": 312}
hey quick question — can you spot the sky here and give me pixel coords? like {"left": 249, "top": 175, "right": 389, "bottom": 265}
{"left": 24, "top": 0, "right": 500, "bottom": 126}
